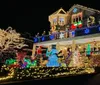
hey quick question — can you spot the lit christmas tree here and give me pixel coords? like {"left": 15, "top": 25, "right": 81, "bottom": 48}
{"left": 0, "top": 26, "right": 28, "bottom": 51}
{"left": 86, "top": 44, "right": 91, "bottom": 57}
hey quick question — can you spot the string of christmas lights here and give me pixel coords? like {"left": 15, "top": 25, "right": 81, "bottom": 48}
{"left": 0, "top": 65, "right": 14, "bottom": 81}
{"left": 0, "top": 65, "right": 95, "bottom": 82}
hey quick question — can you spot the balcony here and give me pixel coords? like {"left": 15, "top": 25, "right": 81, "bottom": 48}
{"left": 33, "top": 25, "right": 100, "bottom": 43}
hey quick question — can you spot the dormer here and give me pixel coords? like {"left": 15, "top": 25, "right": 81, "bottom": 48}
{"left": 49, "top": 8, "right": 68, "bottom": 27}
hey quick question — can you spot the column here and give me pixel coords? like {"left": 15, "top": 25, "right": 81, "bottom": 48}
{"left": 72, "top": 40, "right": 76, "bottom": 52}
{"left": 32, "top": 44, "right": 36, "bottom": 59}
{"left": 56, "top": 42, "right": 60, "bottom": 51}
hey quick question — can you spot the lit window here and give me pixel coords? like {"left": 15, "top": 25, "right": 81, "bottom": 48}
{"left": 53, "top": 18, "right": 57, "bottom": 25}
{"left": 59, "top": 18, "right": 64, "bottom": 22}
{"left": 59, "top": 18, "right": 64, "bottom": 25}
{"left": 53, "top": 18, "right": 57, "bottom": 22}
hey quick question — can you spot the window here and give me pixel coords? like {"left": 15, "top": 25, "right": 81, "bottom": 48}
{"left": 53, "top": 18, "right": 57, "bottom": 25}
{"left": 59, "top": 18, "right": 64, "bottom": 22}
{"left": 79, "top": 16, "right": 81, "bottom": 21}
{"left": 59, "top": 18, "right": 64, "bottom": 25}
{"left": 76, "top": 17, "right": 78, "bottom": 22}
{"left": 73, "top": 18, "right": 75, "bottom": 22}
{"left": 53, "top": 18, "right": 57, "bottom": 22}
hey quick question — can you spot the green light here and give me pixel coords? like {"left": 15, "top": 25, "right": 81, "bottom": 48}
{"left": 24, "top": 58, "right": 37, "bottom": 68}
{"left": 74, "top": 22, "right": 78, "bottom": 26}
{"left": 6, "top": 59, "right": 16, "bottom": 65}
{"left": 77, "top": 21, "right": 82, "bottom": 25}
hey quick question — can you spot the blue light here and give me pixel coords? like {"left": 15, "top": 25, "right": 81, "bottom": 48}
{"left": 84, "top": 28, "right": 90, "bottom": 34}
{"left": 98, "top": 27, "right": 100, "bottom": 31}
{"left": 73, "top": 8, "right": 78, "bottom": 13}
{"left": 49, "top": 34, "right": 55, "bottom": 40}
{"left": 46, "top": 49, "right": 60, "bottom": 67}
{"left": 72, "top": 31, "right": 75, "bottom": 37}
{"left": 41, "top": 36, "right": 45, "bottom": 41}
{"left": 34, "top": 37, "right": 38, "bottom": 43}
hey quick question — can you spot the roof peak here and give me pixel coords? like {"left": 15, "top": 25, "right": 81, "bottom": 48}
{"left": 68, "top": 4, "right": 100, "bottom": 13}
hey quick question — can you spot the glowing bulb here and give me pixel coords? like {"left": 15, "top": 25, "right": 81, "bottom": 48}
{"left": 64, "top": 48, "right": 67, "bottom": 49}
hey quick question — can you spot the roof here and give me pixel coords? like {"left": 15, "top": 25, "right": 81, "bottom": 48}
{"left": 68, "top": 4, "right": 100, "bottom": 13}
{"left": 50, "top": 8, "right": 67, "bottom": 16}
{"left": 49, "top": 4, "right": 100, "bottom": 17}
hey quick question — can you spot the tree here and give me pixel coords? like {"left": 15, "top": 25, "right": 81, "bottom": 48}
{"left": 0, "top": 26, "right": 28, "bottom": 51}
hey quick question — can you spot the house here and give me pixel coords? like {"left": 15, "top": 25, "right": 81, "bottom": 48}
{"left": 32, "top": 4, "right": 100, "bottom": 65}
{"left": 48, "top": 4, "right": 100, "bottom": 32}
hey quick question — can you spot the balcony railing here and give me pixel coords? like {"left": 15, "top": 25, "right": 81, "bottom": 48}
{"left": 33, "top": 25, "right": 100, "bottom": 43}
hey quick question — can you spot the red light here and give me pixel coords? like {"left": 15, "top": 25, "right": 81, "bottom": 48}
{"left": 71, "top": 24, "right": 76, "bottom": 30}
{"left": 78, "top": 24, "right": 82, "bottom": 28}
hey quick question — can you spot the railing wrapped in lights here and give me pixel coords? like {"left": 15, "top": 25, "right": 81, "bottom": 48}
{"left": 33, "top": 25, "right": 100, "bottom": 43}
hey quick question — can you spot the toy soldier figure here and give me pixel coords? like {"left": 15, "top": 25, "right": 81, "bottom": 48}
{"left": 36, "top": 46, "right": 42, "bottom": 66}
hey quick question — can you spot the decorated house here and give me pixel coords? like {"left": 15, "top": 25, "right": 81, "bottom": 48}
{"left": 1, "top": 4, "right": 100, "bottom": 82}
{"left": 33, "top": 4, "right": 100, "bottom": 44}
{"left": 49, "top": 4, "right": 100, "bottom": 32}
{"left": 32, "top": 4, "right": 100, "bottom": 68}
{"left": 33, "top": 4, "right": 100, "bottom": 46}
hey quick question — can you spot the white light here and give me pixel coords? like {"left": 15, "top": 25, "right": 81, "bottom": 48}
{"left": 64, "top": 48, "right": 67, "bottom": 49}
{"left": 0, "top": 27, "right": 27, "bottom": 50}
{"left": 59, "top": 32, "right": 64, "bottom": 39}
{"left": 79, "top": 46, "right": 81, "bottom": 49}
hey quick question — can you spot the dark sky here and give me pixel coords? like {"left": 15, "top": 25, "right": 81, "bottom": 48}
{"left": 0, "top": 1, "right": 99, "bottom": 36}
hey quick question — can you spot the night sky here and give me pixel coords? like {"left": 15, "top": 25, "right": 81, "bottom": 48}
{"left": 0, "top": 1, "right": 99, "bottom": 37}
